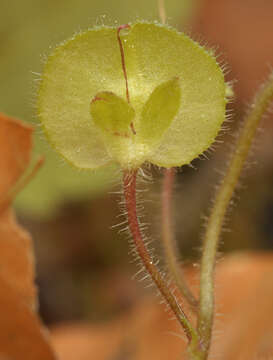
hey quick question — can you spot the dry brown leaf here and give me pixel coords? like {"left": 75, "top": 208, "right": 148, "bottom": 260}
{"left": 51, "top": 297, "right": 187, "bottom": 360}
{"left": 51, "top": 252, "right": 273, "bottom": 360}
{"left": 211, "top": 253, "right": 273, "bottom": 360}
{"left": 0, "top": 208, "right": 36, "bottom": 310}
{"left": 0, "top": 112, "right": 35, "bottom": 309}
{"left": 218, "top": 275, "right": 273, "bottom": 360}
{"left": 0, "top": 113, "right": 56, "bottom": 359}
{"left": 0, "top": 274, "right": 55, "bottom": 360}
{"left": 51, "top": 323, "right": 124, "bottom": 360}
{"left": 0, "top": 112, "right": 33, "bottom": 197}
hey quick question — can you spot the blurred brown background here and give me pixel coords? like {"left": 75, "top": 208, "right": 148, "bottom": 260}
{"left": 0, "top": 0, "right": 272, "bottom": 329}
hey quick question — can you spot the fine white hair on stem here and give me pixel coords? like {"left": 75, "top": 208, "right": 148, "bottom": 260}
{"left": 198, "top": 71, "right": 273, "bottom": 357}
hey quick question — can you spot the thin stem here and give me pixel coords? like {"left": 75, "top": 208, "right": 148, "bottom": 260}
{"left": 123, "top": 169, "right": 198, "bottom": 344}
{"left": 197, "top": 72, "right": 273, "bottom": 355}
{"left": 162, "top": 168, "right": 198, "bottom": 309}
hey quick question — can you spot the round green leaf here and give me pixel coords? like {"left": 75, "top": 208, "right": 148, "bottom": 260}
{"left": 38, "top": 22, "right": 226, "bottom": 170}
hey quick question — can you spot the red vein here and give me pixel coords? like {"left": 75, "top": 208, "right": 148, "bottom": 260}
{"left": 117, "top": 24, "right": 136, "bottom": 135}
{"left": 91, "top": 96, "right": 105, "bottom": 103}
{"left": 117, "top": 24, "right": 131, "bottom": 104}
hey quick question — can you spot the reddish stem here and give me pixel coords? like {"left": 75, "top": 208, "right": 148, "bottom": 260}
{"left": 123, "top": 169, "right": 196, "bottom": 342}
{"left": 162, "top": 168, "right": 198, "bottom": 309}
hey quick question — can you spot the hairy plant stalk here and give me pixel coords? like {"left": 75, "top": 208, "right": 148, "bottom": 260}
{"left": 162, "top": 168, "right": 198, "bottom": 309}
{"left": 123, "top": 169, "right": 198, "bottom": 345}
{"left": 197, "top": 72, "right": 273, "bottom": 356}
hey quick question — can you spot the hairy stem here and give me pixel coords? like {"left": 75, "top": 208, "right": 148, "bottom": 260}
{"left": 162, "top": 168, "right": 198, "bottom": 309}
{"left": 197, "top": 72, "right": 273, "bottom": 356}
{"left": 123, "top": 169, "right": 198, "bottom": 344}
